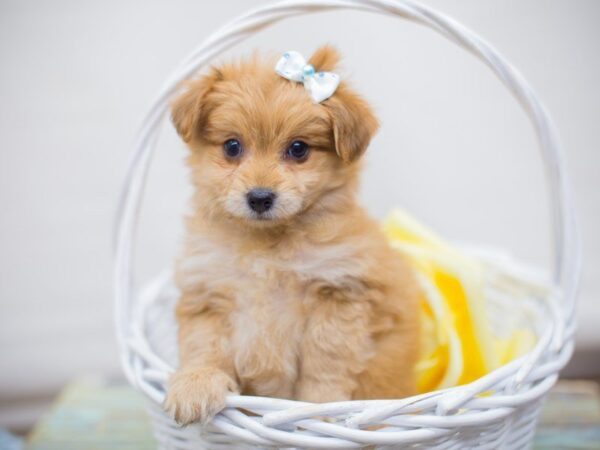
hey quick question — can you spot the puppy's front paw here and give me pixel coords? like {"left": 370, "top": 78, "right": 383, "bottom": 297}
{"left": 164, "top": 367, "right": 238, "bottom": 426}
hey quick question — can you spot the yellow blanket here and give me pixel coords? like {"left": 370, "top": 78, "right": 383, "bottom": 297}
{"left": 383, "top": 210, "right": 536, "bottom": 393}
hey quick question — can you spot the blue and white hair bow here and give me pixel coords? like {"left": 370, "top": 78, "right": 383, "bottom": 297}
{"left": 275, "top": 51, "right": 340, "bottom": 103}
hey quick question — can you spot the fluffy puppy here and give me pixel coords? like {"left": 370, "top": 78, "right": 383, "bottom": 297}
{"left": 164, "top": 46, "right": 420, "bottom": 426}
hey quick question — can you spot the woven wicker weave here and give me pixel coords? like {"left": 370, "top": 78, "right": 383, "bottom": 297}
{"left": 114, "top": 1, "right": 581, "bottom": 448}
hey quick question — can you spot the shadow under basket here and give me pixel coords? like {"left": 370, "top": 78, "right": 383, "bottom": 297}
{"left": 114, "top": 1, "right": 581, "bottom": 448}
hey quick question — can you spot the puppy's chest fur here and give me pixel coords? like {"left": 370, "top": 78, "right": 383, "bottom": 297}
{"left": 179, "top": 234, "right": 366, "bottom": 398}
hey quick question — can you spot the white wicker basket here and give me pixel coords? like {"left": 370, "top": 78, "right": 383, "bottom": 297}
{"left": 114, "top": 1, "right": 582, "bottom": 448}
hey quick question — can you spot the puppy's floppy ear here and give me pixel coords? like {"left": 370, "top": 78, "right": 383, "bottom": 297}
{"left": 323, "top": 86, "right": 379, "bottom": 163}
{"left": 171, "top": 69, "right": 221, "bottom": 143}
{"left": 309, "top": 45, "right": 379, "bottom": 162}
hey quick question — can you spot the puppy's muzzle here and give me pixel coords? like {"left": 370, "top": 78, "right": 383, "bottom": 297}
{"left": 246, "top": 188, "right": 276, "bottom": 214}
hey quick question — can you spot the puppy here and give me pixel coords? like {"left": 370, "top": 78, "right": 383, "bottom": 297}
{"left": 164, "top": 46, "right": 420, "bottom": 426}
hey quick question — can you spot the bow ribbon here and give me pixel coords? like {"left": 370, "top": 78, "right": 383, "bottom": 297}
{"left": 275, "top": 51, "right": 340, "bottom": 103}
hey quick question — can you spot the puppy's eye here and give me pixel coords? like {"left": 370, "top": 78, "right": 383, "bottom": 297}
{"left": 223, "top": 139, "right": 243, "bottom": 158}
{"left": 286, "top": 140, "right": 309, "bottom": 161}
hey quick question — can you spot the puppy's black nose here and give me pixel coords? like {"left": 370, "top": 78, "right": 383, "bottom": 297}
{"left": 246, "top": 188, "right": 276, "bottom": 213}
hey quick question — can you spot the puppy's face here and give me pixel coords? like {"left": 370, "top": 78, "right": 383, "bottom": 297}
{"left": 171, "top": 46, "right": 378, "bottom": 227}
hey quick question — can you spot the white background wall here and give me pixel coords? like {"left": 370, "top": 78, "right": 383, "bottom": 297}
{"left": 1, "top": 0, "right": 598, "bottom": 431}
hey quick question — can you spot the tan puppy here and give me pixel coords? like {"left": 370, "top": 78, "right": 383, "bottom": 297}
{"left": 164, "top": 46, "right": 420, "bottom": 426}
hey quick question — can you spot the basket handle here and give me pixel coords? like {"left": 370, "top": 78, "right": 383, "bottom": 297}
{"left": 114, "top": 0, "right": 581, "bottom": 373}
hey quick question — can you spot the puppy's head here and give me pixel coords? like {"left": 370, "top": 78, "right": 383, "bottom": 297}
{"left": 171, "top": 46, "right": 378, "bottom": 227}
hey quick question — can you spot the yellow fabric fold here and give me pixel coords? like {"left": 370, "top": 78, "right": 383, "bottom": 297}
{"left": 383, "top": 209, "right": 535, "bottom": 393}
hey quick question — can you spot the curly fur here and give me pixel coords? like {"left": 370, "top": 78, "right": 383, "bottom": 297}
{"left": 164, "top": 46, "right": 420, "bottom": 426}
